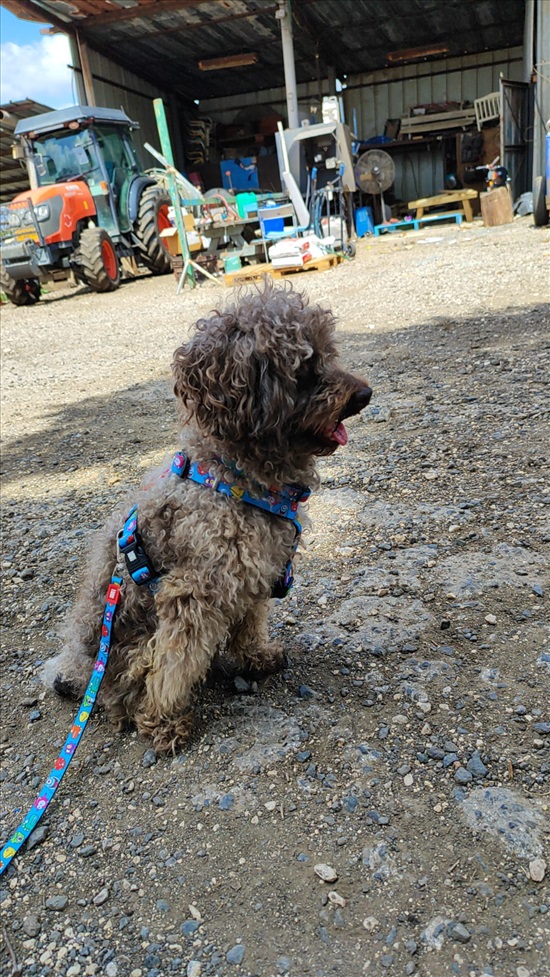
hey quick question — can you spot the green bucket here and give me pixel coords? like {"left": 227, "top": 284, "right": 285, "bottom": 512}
{"left": 224, "top": 255, "right": 242, "bottom": 273}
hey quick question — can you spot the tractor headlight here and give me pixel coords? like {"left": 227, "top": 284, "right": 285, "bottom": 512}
{"left": 34, "top": 204, "right": 51, "bottom": 221}
{"left": 8, "top": 211, "right": 21, "bottom": 227}
{"left": 22, "top": 210, "right": 35, "bottom": 226}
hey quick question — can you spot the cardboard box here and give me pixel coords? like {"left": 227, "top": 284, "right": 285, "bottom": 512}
{"left": 160, "top": 225, "right": 201, "bottom": 256}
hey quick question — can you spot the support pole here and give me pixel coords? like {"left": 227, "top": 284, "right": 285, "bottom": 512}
{"left": 153, "top": 98, "right": 195, "bottom": 290}
{"left": 75, "top": 32, "right": 96, "bottom": 106}
{"left": 277, "top": 0, "right": 300, "bottom": 129}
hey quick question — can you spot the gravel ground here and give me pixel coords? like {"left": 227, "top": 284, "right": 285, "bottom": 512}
{"left": 1, "top": 215, "right": 549, "bottom": 977}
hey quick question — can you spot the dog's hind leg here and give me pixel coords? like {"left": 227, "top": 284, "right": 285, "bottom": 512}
{"left": 227, "top": 600, "right": 286, "bottom": 675}
{"left": 41, "top": 585, "right": 109, "bottom": 699}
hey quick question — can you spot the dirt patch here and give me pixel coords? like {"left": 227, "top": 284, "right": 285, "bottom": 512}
{"left": 1, "top": 217, "right": 549, "bottom": 977}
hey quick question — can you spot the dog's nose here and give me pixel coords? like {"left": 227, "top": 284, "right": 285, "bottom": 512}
{"left": 356, "top": 386, "right": 373, "bottom": 409}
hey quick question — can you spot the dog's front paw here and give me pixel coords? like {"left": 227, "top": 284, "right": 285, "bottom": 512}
{"left": 53, "top": 675, "right": 82, "bottom": 699}
{"left": 137, "top": 711, "right": 195, "bottom": 755}
{"left": 240, "top": 640, "right": 288, "bottom": 677}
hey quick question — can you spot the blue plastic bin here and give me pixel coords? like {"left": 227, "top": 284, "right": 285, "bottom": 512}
{"left": 355, "top": 206, "right": 374, "bottom": 237}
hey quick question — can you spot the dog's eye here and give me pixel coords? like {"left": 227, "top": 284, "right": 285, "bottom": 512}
{"left": 296, "top": 361, "right": 317, "bottom": 390}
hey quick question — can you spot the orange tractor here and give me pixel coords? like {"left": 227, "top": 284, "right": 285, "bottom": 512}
{"left": 0, "top": 105, "right": 172, "bottom": 305}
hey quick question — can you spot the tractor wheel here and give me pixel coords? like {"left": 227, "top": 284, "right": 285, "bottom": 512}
{"left": 533, "top": 175, "right": 549, "bottom": 227}
{"left": 134, "top": 185, "right": 172, "bottom": 275}
{"left": 0, "top": 262, "right": 41, "bottom": 306}
{"left": 77, "top": 227, "right": 121, "bottom": 292}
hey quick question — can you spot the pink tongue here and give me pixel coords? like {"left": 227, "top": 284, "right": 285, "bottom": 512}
{"left": 332, "top": 421, "right": 348, "bottom": 445}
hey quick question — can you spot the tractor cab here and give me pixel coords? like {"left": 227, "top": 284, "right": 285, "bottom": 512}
{"left": 1, "top": 105, "right": 171, "bottom": 305}
{"left": 16, "top": 106, "right": 143, "bottom": 237}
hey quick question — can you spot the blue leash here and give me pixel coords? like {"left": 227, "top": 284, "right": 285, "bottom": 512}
{"left": 0, "top": 575, "right": 123, "bottom": 876}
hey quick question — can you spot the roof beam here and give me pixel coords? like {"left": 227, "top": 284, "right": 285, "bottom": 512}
{"left": 117, "top": 5, "right": 278, "bottom": 44}
{"left": 72, "top": 0, "right": 214, "bottom": 30}
{"left": 0, "top": 0, "right": 77, "bottom": 34}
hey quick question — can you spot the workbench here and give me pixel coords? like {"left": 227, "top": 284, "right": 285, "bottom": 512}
{"left": 200, "top": 218, "right": 263, "bottom": 262}
{"left": 407, "top": 188, "right": 478, "bottom": 222}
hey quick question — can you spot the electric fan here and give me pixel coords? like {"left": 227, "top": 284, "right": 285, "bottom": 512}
{"left": 355, "top": 149, "right": 395, "bottom": 222}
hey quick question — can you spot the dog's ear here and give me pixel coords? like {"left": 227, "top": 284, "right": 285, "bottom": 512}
{"left": 173, "top": 314, "right": 299, "bottom": 446}
{"left": 172, "top": 285, "right": 338, "bottom": 450}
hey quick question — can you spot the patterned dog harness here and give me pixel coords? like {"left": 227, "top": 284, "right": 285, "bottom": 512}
{"left": 117, "top": 452, "right": 311, "bottom": 598}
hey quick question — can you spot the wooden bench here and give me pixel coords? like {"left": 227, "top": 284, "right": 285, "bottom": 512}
{"left": 407, "top": 189, "right": 479, "bottom": 222}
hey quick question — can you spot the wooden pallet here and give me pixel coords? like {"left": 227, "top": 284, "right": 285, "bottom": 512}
{"left": 374, "top": 211, "right": 464, "bottom": 236}
{"left": 224, "top": 254, "right": 340, "bottom": 287}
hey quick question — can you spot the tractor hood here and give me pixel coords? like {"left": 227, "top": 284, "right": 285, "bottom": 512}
{"left": 15, "top": 105, "right": 138, "bottom": 138}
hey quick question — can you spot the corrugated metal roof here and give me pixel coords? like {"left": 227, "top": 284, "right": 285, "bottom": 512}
{"left": 0, "top": 99, "right": 53, "bottom": 204}
{"left": 2, "top": 0, "right": 526, "bottom": 100}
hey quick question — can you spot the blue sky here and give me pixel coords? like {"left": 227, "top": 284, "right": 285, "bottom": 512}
{"left": 0, "top": 7, "right": 75, "bottom": 108}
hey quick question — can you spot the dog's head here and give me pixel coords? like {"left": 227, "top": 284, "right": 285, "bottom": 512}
{"left": 173, "top": 282, "right": 371, "bottom": 484}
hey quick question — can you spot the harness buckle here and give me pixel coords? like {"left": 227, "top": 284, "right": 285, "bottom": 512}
{"left": 117, "top": 528, "right": 159, "bottom": 586}
{"left": 271, "top": 558, "right": 294, "bottom": 599}
{"left": 171, "top": 451, "right": 191, "bottom": 479}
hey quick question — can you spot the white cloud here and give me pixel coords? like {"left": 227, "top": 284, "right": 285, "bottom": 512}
{"left": 0, "top": 35, "right": 75, "bottom": 109}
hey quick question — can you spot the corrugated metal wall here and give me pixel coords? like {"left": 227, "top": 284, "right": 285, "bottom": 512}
{"left": 344, "top": 48, "right": 523, "bottom": 139}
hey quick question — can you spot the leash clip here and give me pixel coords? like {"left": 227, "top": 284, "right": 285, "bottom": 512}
{"left": 117, "top": 516, "right": 159, "bottom": 587}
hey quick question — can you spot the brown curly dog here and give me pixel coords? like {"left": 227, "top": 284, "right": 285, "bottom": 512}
{"left": 42, "top": 282, "right": 371, "bottom": 752}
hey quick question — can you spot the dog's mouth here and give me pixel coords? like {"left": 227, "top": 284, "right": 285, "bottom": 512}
{"left": 320, "top": 419, "right": 350, "bottom": 447}
{"left": 317, "top": 385, "right": 373, "bottom": 449}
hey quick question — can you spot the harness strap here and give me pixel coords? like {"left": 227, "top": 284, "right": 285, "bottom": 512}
{"left": 171, "top": 451, "right": 310, "bottom": 534}
{"left": 117, "top": 452, "right": 309, "bottom": 596}
{"left": 0, "top": 575, "right": 123, "bottom": 877}
{"left": 171, "top": 452, "right": 308, "bottom": 598}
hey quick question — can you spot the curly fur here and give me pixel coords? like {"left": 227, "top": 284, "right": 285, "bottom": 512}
{"left": 42, "top": 282, "right": 371, "bottom": 752}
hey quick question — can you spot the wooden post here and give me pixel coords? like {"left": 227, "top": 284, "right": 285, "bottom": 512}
{"left": 76, "top": 32, "right": 96, "bottom": 106}
{"left": 480, "top": 187, "right": 514, "bottom": 226}
{"left": 153, "top": 98, "right": 195, "bottom": 289}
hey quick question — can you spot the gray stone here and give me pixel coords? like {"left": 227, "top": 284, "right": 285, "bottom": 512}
{"left": 459, "top": 787, "right": 545, "bottom": 858}
{"left": 226, "top": 944, "right": 245, "bottom": 965}
{"left": 454, "top": 767, "right": 473, "bottom": 785}
{"left": 27, "top": 824, "right": 49, "bottom": 850}
{"left": 466, "top": 751, "right": 489, "bottom": 779}
{"left": 234, "top": 676, "right": 250, "bottom": 692}
{"left": 22, "top": 914, "right": 41, "bottom": 937}
{"left": 79, "top": 844, "right": 97, "bottom": 857}
{"left": 45, "top": 895, "right": 68, "bottom": 911}
{"left": 142, "top": 749, "right": 157, "bottom": 767}
{"left": 276, "top": 957, "right": 292, "bottom": 973}
{"left": 93, "top": 887, "right": 110, "bottom": 906}
{"left": 181, "top": 920, "right": 200, "bottom": 936}
{"left": 449, "top": 922, "right": 472, "bottom": 943}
